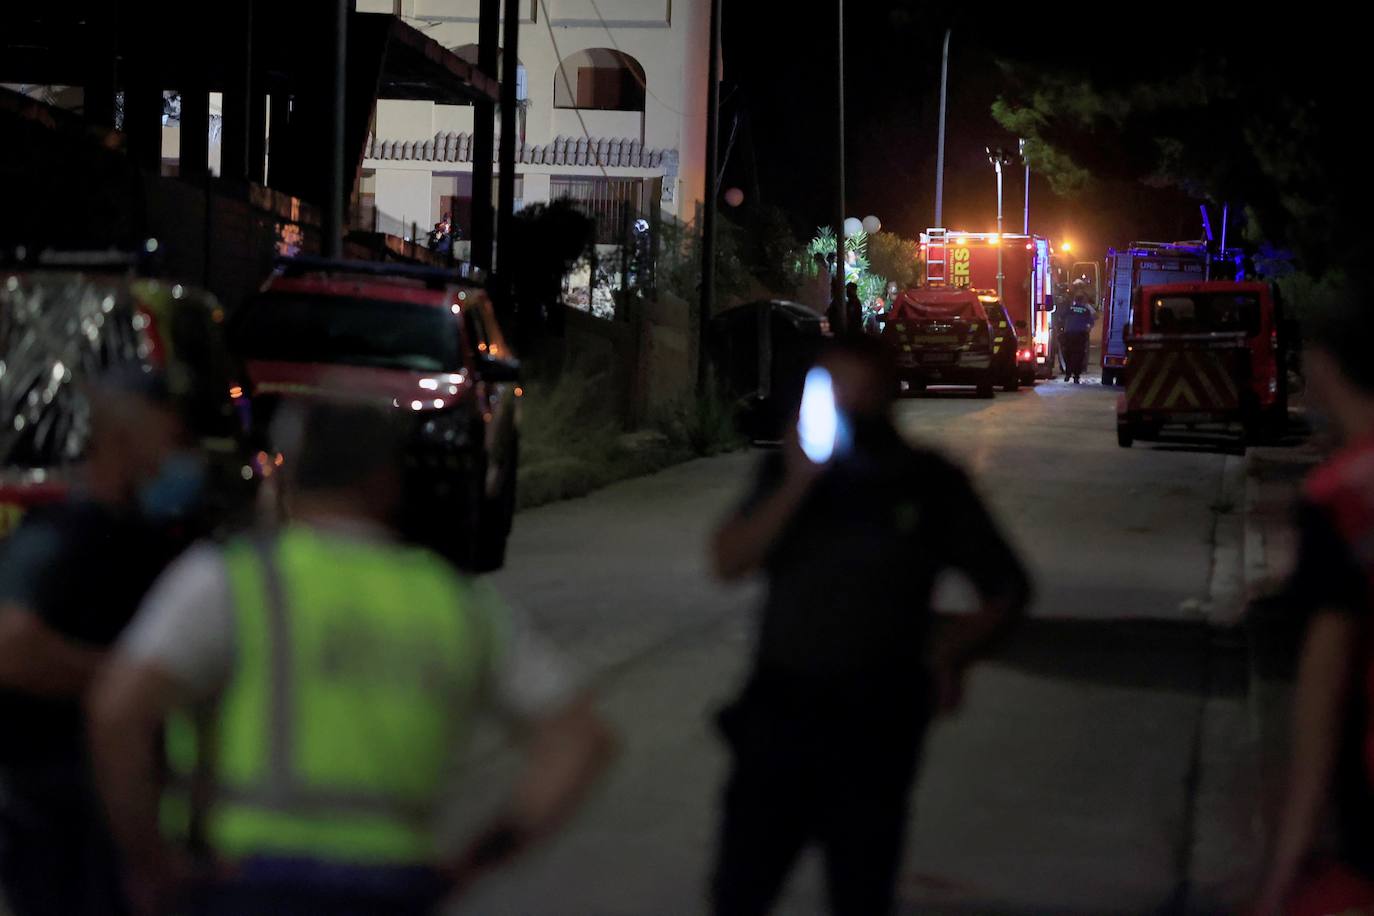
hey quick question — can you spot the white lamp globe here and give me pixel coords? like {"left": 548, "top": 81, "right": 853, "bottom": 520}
{"left": 843, "top": 217, "right": 864, "bottom": 238}
{"left": 862, "top": 215, "right": 881, "bottom": 234}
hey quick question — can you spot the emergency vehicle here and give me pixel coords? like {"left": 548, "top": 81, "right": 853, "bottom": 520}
{"left": 0, "top": 257, "right": 250, "bottom": 544}
{"left": 921, "top": 229, "right": 1054, "bottom": 383}
{"left": 1099, "top": 242, "right": 1243, "bottom": 386}
{"left": 1116, "top": 280, "right": 1289, "bottom": 447}
{"left": 881, "top": 287, "right": 997, "bottom": 398}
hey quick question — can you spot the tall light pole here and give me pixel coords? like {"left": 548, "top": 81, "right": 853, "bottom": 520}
{"left": 699, "top": 0, "right": 722, "bottom": 393}
{"left": 833, "top": 0, "right": 847, "bottom": 334}
{"left": 1019, "top": 137, "right": 1030, "bottom": 235}
{"left": 934, "top": 28, "right": 950, "bottom": 228}
{"left": 987, "top": 146, "right": 1012, "bottom": 302}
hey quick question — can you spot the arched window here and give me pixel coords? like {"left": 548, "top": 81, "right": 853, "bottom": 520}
{"left": 553, "top": 48, "right": 645, "bottom": 112}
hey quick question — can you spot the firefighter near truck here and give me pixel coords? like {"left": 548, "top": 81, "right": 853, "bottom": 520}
{"left": 921, "top": 229, "right": 1056, "bottom": 384}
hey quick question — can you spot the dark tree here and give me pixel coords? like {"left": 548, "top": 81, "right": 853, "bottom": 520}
{"left": 990, "top": 23, "right": 1360, "bottom": 276}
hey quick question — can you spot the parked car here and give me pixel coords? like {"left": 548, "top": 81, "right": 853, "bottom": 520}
{"left": 0, "top": 258, "right": 250, "bottom": 542}
{"left": 710, "top": 300, "right": 829, "bottom": 442}
{"left": 229, "top": 257, "right": 520, "bottom": 571}
{"left": 881, "top": 287, "right": 997, "bottom": 398}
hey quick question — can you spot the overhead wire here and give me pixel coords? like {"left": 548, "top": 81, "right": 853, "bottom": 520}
{"left": 537, "top": 0, "right": 612, "bottom": 182}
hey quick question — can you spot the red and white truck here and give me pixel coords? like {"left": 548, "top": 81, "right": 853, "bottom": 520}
{"left": 920, "top": 229, "right": 1055, "bottom": 383}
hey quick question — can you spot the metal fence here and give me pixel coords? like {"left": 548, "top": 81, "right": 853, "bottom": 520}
{"left": 550, "top": 175, "right": 652, "bottom": 245}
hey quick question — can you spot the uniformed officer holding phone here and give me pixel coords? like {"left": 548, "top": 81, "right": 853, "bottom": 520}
{"left": 709, "top": 334, "right": 1031, "bottom": 916}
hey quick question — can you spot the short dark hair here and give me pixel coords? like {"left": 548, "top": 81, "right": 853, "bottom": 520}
{"left": 276, "top": 400, "right": 407, "bottom": 493}
{"left": 819, "top": 332, "right": 898, "bottom": 398}
{"left": 1305, "top": 272, "right": 1374, "bottom": 393}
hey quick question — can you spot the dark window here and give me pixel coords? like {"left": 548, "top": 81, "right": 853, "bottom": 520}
{"left": 553, "top": 49, "right": 646, "bottom": 112}
{"left": 233, "top": 293, "right": 461, "bottom": 372}
{"left": 1150, "top": 293, "right": 1261, "bottom": 336}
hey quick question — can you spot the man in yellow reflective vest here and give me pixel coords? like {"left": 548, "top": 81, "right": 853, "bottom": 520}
{"left": 89, "top": 401, "right": 614, "bottom": 916}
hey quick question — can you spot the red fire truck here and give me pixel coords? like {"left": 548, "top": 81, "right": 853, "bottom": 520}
{"left": 920, "top": 229, "right": 1055, "bottom": 383}
{"left": 1099, "top": 242, "right": 1243, "bottom": 386}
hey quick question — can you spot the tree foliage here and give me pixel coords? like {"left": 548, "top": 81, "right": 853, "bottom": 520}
{"left": 866, "top": 232, "right": 922, "bottom": 291}
{"left": 505, "top": 199, "right": 596, "bottom": 309}
{"left": 991, "top": 33, "right": 1357, "bottom": 277}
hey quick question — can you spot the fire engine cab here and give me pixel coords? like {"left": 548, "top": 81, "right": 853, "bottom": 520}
{"left": 920, "top": 228, "right": 1055, "bottom": 384}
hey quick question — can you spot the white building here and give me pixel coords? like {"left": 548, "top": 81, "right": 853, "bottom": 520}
{"left": 354, "top": 0, "right": 710, "bottom": 250}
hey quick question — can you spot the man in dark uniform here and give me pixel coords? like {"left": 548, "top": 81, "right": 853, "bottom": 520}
{"left": 0, "top": 372, "right": 202, "bottom": 916}
{"left": 1059, "top": 282, "right": 1097, "bottom": 384}
{"left": 709, "top": 334, "right": 1031, "bottom": 915}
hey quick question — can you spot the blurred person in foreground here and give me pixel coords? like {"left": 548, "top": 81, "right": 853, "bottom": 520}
{"left": 0, "top": 370, "right": 204, "bottom": 916}
{"left": 708, "top": 334, "right": 1031, "bottom": 915}
{"left": 1250, "top": 281, "right": 1374, "bottom": 915}
{"left": 89, "top": 400, "right": 614, "bottom": 916}
{"left": 0, "top": 373, "right": 203, "bottom": 916}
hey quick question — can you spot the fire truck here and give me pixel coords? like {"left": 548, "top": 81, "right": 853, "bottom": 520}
{"left": 920, "top": 229, "right": 1055, "bottom": 383}
{"left": 1099, "top": 242, "right": 1243, "bottom": 385}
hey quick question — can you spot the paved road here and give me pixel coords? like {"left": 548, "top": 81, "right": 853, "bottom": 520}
{"left": 447, "top": 368, "right": 1260, "bottom": 915}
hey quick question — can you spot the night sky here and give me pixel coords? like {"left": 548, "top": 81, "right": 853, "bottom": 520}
{"left": 720, "top": 2, "right": 1206, "bottom": 260}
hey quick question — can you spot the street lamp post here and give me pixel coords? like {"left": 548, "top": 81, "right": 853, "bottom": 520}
{"left": 698, "top": 0, "right": 722, "bottom": 393}
{"left": 934, "top": 28, "right": 951, "bottom": 228}
{"left": 987, "top": 146, "right": 1012, "bottom": 302}
{"left": 833, "top": 0, "right": 847, "bottom": 334}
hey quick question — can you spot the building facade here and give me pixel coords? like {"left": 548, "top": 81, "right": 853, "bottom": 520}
{"left": 355, "top": 0, "right": 709, "bottom": 252}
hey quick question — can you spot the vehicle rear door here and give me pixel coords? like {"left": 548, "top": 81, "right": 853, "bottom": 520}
{"left": 1103, "top": 255, "right": 1134, "bottom": 365}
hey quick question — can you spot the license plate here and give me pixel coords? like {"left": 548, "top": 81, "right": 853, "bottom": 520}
{"left": 922, "top": 353, "right": 955, "bottom": 364}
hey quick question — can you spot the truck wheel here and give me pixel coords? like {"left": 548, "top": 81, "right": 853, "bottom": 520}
{"left": 977, "top": 381, "right": 995, "bottom": 399}
{"left": 1003, "top": 374, "right": 1020, "bottom": 393}
{"left": 1117, "top": 423, "right": 1134, "bottom": 448}
{"left": 1102, "top": 369, "right": 1116, "bottom": 386}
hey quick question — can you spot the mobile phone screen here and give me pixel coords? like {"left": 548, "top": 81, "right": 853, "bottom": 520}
{"left": 798, "top": 366, "right": 846, "bottom": 463}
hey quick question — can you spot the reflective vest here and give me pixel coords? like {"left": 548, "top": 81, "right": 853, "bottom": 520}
{"left": 164, "top": 525, "right": 500, "bottom": 865}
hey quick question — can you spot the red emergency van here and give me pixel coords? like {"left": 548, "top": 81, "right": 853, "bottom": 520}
{"left": 1116, "top": 280, "right": 1289, "bottom": 446}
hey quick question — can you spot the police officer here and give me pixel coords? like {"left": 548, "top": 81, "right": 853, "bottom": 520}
{"left": 1059, "top": 281, "right": 1097, "bottom": 384}
{"left": 90, "top": 401, "right": 614, "bottom": 916}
